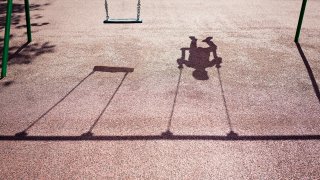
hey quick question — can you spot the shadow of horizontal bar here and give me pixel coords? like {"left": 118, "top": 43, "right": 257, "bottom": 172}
{"left": 0, "top": 134, "right": 320, "bottom": 141}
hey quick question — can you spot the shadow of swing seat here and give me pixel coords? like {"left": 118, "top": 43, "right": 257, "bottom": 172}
{"left": 93, "top": 66, "right": 134, "bottom": 73}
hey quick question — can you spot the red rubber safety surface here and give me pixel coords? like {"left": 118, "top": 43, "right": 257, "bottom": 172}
{"left": 0, "top": 0, "right": 320, "bottom": 178}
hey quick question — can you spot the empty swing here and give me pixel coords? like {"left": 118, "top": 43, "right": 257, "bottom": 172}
{"left": 104, "top": 0, "right": 142, "bottom": 23}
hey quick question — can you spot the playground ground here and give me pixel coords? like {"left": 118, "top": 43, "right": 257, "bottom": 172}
{"left": 1, "top": 0, "right": 320, "bottom": 179}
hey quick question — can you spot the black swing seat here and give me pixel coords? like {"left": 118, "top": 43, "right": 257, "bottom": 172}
{"left": 104, "top": 18, "right": 142, "bottom": 23}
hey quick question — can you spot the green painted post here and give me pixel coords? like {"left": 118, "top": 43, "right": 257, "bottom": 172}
{"left": 295, "top": 0, "right": 308, "bottom": 42}
{"left": 24, "top": 0, "right": 32, "bottom": 42}
{"left": 1, "top": 0, "right": 13, "bottom": 78}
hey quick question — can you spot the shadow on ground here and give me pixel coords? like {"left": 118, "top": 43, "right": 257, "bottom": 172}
{"left": 177, "top": 36, "right": 222, "bottom": 80}
{"left": 295, "top": 42, "right": 320, "bottom": 104}
{"left": 0, "top": 41, "right": 55, "bottom": 66}
{"left": 13, "top": 66, "right": 134, "bottom": 137}
{"left": 0, "top": 0, "right": 50, "bottom": 30}
{"left": 0, "top": 0, "right": 54, "bottom": 67}
{"left": 1, "top": 134, "right": 320, "bottom": 141}
{"left": 1, "top": 38, "right": 319, "bottom": 142}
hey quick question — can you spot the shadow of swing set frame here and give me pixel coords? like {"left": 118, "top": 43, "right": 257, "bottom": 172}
{"left": 0, "top": 0, "right": 310, "bottom": 78}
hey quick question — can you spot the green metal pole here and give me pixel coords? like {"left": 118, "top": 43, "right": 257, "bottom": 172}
{"left": 1, "top": 0, "right": 13, "bottom": 78}
{"left": 295, "top": 0, "right": 308, "bottom": 42}
{"left": 24, "top": 0, "right": 32, "bottom": 42}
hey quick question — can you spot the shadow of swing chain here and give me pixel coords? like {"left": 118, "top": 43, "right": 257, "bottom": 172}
{"left": 216, "top": 68, "right": 238, "bottom": 137}
{"left": 15, "top": 71, "right": 95, "bottom": 136}
{"left": 82, "top": 72, "right": 129, "bottom": 137}
{"left": 15, "top": 66, "right": 134, "bottom": 137}
{"left": 162, "top": 67, "right": 183, "bottom": 136}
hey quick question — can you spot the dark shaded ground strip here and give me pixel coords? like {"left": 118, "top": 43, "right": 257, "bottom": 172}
{"left": 1, "top": 134, "right": 320, "bottom": 141}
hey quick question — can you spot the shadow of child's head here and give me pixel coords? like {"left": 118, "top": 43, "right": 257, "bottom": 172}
{"left": 192, "top": 69, "right": 209, "bottom": 80}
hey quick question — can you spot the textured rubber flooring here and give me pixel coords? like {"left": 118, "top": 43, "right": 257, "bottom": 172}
{"left": 0, "top": 0, "right": 320, "bottom": 179}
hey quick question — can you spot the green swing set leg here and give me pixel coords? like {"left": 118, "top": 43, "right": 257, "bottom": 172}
{"left": 1, "top": 0, "right": 32, "bottom": 78}
{"left": 1, "top": 0, "right": 13, "bottom": 78}
{"left": 295, "top": 0, "right": 308, "bottom": 43}
{"left": 25, "top": 0, "right": 32, "bottom": 42}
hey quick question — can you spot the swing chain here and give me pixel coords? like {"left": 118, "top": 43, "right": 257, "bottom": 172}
{"left": 137, "top": 0, "right": 141, "bottom": 20}
{"left": 105, "top": 0, "right": 141, "bottom": 21}
{"left": 105, "top": 0, "right": 109, "bottom": 20}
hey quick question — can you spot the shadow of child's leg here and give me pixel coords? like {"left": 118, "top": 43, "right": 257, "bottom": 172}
{"left": 177, "top": 59, "right": 192, "bottom": 68}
